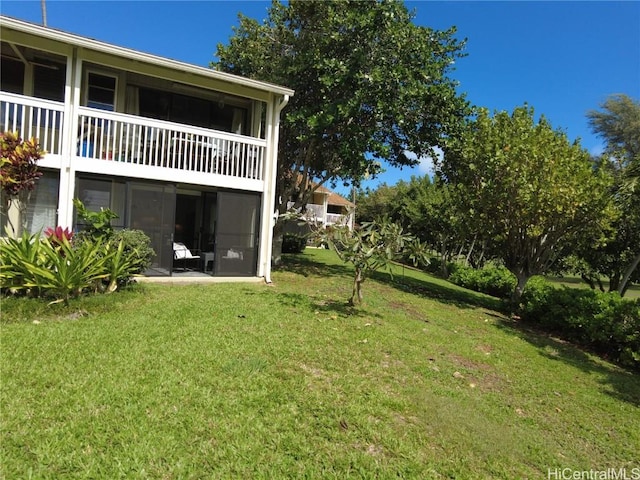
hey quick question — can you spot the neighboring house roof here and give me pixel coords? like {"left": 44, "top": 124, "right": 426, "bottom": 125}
{"left": 325, "top": 190, "right": 354, "bottom": 208}
{"left": 0, "top": 15, "right": 295, "bottom": 98}
{"left": 296, "top": 175, "right": 354, "bottom": 208}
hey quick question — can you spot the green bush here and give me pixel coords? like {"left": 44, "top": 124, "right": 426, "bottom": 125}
{"left": 448, "top": 263, "right": 517, "bottom": 298}
{"left": 109, "top": 229, "right": 155, "bottom": 275}
{"left": 74, "top": 228, "right": 155, "bottom": 290}
{"left": 520, "top": 284, "right": 640, "bottom": 370}
{"left": 282, "top": 233, "right": 307, "bottom": 254}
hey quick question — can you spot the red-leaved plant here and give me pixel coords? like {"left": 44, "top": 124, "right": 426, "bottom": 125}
{"left": 44, "top": 226, "right": 74, "bottom": 248}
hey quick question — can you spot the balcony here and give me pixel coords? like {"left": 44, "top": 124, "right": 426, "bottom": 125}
{"left": 1, "top": 92, "right": 267, "bottom": 188}
{"left": 326, "top": 212, "right": 352, "bottom": 227}
{"left": 0, "top": 92, "right": 64, "bottom": 157}
{"left": 287, "top": 201, "right": 353, "bottom": 228}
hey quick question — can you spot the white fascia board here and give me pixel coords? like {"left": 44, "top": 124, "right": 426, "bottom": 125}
{"left": 72, "top": 158, "right": 265, "bottom": 192}
{"left": 0, "top": 16, "right": 294, "bottom": 98}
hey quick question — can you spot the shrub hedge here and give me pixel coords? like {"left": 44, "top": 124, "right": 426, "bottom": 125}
{"left": 439, "top": 263, "right": 639, "bottom": 370}
{"left": 282, "top": 233, "right": 307, "bottom": 254}
{"left": 0, "top": 227, "right": 154, "bottom": 304}
{"left": 520, "top": 279, "right": 640, "bottom": 370}
{"left": 448, "top": 263, "right": 516, "bottom": 299}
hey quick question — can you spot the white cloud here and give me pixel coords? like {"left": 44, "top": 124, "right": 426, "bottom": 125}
{"left": 405, "top": 147, "right": 443, "bottom": 177}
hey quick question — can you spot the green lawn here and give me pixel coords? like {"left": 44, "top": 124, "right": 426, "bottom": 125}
{"left": 545, "top": 274, "right": 640, "bottom": 300}
{"left": 1, "top": 249, "right": 638, "bottom": 479}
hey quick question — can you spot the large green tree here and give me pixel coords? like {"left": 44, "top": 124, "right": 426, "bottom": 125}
{"left": 587, "top": 94, "right": 640, "bottom": 177}
{"left": 579, "top": 94, "right": 640, "bottom": 294}
{"left": 215, "top": 0, "right": 469, "bottom": 255}
{"left": 441, "top": 106, "right": 614, "bottom": 301}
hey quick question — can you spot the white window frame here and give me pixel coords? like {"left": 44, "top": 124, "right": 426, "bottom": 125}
{"left": 83, "top": 69, "right": 118, "bottom": 111}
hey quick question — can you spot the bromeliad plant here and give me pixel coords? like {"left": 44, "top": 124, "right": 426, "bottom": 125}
{"left": 0, "top": 231, "right": 109, "bottom": 303}
{"left": 1, "top": 200, "right": 155, "bottom": 304}
{"left": 44, "top": 226, "right": 74, "bottom": 249}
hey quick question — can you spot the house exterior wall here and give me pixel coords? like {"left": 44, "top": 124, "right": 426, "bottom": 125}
{"left": 0, "top": 16, "right": 293, "bottom": 279}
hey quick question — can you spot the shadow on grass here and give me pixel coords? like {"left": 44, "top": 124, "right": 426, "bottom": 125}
{"left": 275, "top": 292, "right": 377, "bottom": 319}
{"left": 371, "top": 268, "right": 506, "bottom": 313}
{"left": 274, "top": 253, "right": 353, "bottom": 279}
{"left": 276, "top": 253, "right": 506, "bottom": 313}
{"left": 495, "top": 317, "right": 640, "bottom": 407}
{"left": 276, "top": 253, "right": 640, "bottom": 406}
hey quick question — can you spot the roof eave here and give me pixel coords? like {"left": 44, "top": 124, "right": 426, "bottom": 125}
{"left": 0, "top": 15, "right": 294, "bottom": 98}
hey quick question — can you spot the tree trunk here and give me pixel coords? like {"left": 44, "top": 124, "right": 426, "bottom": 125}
{"left": 2, "top": 195, "right": 24, "bottom": 238}
{"left": 350, "top": 268, "right": 364, "bottom": 305}
{"left": 581, "top": 274, "right": 605, "bottom": 292}
{"left": 511, "top": 271, "right": 530, "bottom": 304}
{"left": 465, "top": 235, "right": 477, "bottom": 267}
{"left": 439, "top": 240, "right": 450, "bottom": 278}
{"left": 608, "top": 272, "right": 621, "bottom": 294}
{"left": 272, "top": 218, "right": 285, "bottom": 266}
{"left": 618, "top": 252, "right": 640, "bottom": 297}
{"left": 581, "top": 274, "right": 596, "bottom": 290}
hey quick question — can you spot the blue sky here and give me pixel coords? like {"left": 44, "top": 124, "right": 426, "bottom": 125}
{"left": 2, "top": 1, "right": 639, "bottom": 195}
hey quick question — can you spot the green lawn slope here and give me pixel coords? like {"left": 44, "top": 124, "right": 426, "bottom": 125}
{"left": 1, "top": 248, "right": 638, "bottom": 478}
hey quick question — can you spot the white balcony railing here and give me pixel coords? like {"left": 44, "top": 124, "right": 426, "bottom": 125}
{"left": 326, "top": 212, "right": 352, "bottom": 226}
{"left": 0, "top": 92, "right": 64, "bottom": 156}
{"left": 304, "top": 203, "right": 325, "bottom": 221}
{"left": 78, "top": 108, "right": 267, "bottom": 180}
{"left": 1, "top": 92, "right": 267, "bottom": 182}
{"left": 286, "top": 201, "right": 353, "bottom": 228}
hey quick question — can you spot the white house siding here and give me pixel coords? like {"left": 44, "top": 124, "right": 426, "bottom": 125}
{"left": 0, "top": 16, "right": 293, "bottom": 279}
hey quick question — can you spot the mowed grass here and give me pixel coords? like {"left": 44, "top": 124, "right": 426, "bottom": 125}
{"left": 545, "top": 275, "right": 640, "bottom": 300}
{"left": 1, "top": 249, "right": 638, "bottom": 479}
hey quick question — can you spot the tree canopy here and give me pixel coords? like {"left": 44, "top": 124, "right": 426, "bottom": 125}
{"left": 215, "top": 0, "right": 469, "bottom": 209}
{"left": 587, "top": 94, "right": 640, "bottom": 169}
{"left": 577, "top": 94, "right": 640, "bottom": 295}
{"left": 441, "top": 106, "right": 614, "bottom": 300}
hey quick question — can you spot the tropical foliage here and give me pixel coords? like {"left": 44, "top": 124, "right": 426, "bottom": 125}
{"left": 317, "top": 219, "right": 428, "bottom": 305}
{"left": 440, "top": 105, "right": 614, "bottom": 300}
{"left": 0, "top": 201, "right": 155, "bottom": 304}
{"left": 0, "top": 131, "right": 45, "bottom": 236}
{"left": 575, "top": 94, "right": 640, "bottom": 295}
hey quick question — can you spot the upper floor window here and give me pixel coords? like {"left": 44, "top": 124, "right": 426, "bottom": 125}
{"left": 86, "top": 72, "right": 116, "bottom": 111}
{"left": 0, "top": 57, "right": 25, "bottom": 94}
{"left": 33, "top": 62, "right": 65, "bottom": 102}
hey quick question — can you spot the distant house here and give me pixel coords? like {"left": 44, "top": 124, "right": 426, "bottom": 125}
{"left": 0, "top": 16, "right": 293, "bottom": 279}
{"left": 287, "top": 178, "right": 355, "bottom": 231}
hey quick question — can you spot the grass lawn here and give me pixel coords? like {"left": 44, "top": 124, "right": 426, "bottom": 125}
{"left": 1, "top": 249, "right": 638, "bottom": 479}
{"left": 545, "top": 275, "right": 640, "bottom": 300}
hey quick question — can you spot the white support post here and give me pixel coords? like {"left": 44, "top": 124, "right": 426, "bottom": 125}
{"left": 56, "top": 47, "right": 82, "bottom": 228}
{"left": 322, "top": 194, "right": 328, "bottom": 227}
{"left": 259, "top": 93, "right": 289, "bottom": 282}
{"left": 258, "top": 94, "right": 276, "bottom": 279}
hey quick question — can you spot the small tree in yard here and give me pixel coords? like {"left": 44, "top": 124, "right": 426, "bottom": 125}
{"left": 318, "top": 219, "right": 428, "bottom": 306}
{"left": 0, "top": 132, "right": 44, "bottom": 237}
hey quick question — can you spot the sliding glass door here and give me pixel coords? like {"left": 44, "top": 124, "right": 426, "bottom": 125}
{"left": 215, "top": 191, "right": 260, "bottom": 276}
{"left": 128, "top": 182, "right": 176, "bottom": 276}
